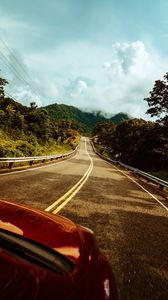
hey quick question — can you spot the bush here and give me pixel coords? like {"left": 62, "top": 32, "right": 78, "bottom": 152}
{"left": 15, "top": 140, "right": 36, "bottom": 156}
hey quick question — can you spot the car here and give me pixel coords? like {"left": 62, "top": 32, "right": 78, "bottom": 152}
{"left": 0, "top": 199, "right": 118, "bottom": 300}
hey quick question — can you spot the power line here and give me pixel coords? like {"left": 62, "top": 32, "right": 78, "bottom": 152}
{"left": 0, "top": 37, "right": 43, "bottom": 94}
{"left": 0, "top": 50, "right": 31, "bottom": 87}
{"left": 4, "top": 91, "right": 19, "bottom": 102}
{"left": 0, "top": 49, "right": 41, "bottom": 96}
{"left": 0, "top": 37, "right": 45, "bottom": 98}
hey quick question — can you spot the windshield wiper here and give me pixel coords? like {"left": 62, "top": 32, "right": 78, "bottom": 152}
{"left": 0, "top": 228, "right": 74, "bottom": 275}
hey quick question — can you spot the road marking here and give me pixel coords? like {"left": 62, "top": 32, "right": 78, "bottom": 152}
{"left": 102, "top": 158, "right": 168, "bottom": 212}
{"left": 0, "top": 152, "right": 78, "bottom": 176}
{"left": 45, "top": 138, "right": 93, "bottom": 214}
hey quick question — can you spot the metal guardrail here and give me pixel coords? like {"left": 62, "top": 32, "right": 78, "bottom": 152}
{"left": 91, "top": 141, "right": 168, "bottom": 190}
{"left": 0, "top": 146, "right": 78, "bottom": 169}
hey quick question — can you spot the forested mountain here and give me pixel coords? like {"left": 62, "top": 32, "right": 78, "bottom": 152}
{"left": 1, "top": 70, "right": 168, "bottom": 179}
{"left": 41, "top": 103, "right": 130, "bottom": 132}
{"left": 0, "top": 71, "right": 130, "bottom": 158}
{"left": 0, "top": 96, "right": 80, "bottom": 157}
{"left": 109, "top": 112, "right": 130, "bottom": 124}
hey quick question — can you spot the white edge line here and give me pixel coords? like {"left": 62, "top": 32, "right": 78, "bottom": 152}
{"left": 99, "top": 157, "right": 168, "bottom": 212}
{"left": 0, "top": 152, "right": 78, "bottom": 176}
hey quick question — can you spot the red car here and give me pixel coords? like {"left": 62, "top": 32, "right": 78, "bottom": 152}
{"left": 0, "top": 199, "right": 118, "bottom": 300}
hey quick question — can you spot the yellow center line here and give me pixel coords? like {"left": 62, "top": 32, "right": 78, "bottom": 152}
{"left": 45, "top": 138, "right": 93, "bottom": 213}
{"left": 52, "top": 161, "right": 93, "bottom": 214}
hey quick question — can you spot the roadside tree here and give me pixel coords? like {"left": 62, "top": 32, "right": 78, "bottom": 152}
{"left": 144, "top": 72, "right": 168, "bottom": 124}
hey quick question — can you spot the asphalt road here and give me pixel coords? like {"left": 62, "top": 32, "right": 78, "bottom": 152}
{"left": 0, "top": 137, "right": 168, "bottom": 300}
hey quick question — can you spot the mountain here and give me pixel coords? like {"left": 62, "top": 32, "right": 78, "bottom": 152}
{"left": 0, "top": 96, "right": 29, "bottom": 114}
{"left": 110, "top": 112, "right": 130, "bottom": 124}
{"left": 41, "top": 103, "right": 131, "bottom": 133}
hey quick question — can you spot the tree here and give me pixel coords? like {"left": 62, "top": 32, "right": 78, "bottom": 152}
{"left": 5, "top": 103, "right": 16, "bottom": 132}
{"left": 30, "top": 101, "right": 38, "bottom": 109}
{"left": 144, "top": 72, "right": 168, "bottom": 122}
{"left": 92, "top": 121, "right": 116, "bottom": 156}
{"left": 92, "top": 118, "right": 168, "bottom": 171}
{"left": 25, "top": 109, "right": 50, "bottom": 143}
{"left": 0, "top": 76, "right": 8, "bottom": 98}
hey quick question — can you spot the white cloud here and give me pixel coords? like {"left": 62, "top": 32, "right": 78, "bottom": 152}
{"left": 99, "top": 41, "right": 168, "bottom": 118}
{"left": 1, "top": 0, "right": 168, "bottom": 122}
{"left": 70, "top": 80, "right": 88, "bottom": 98}
{"left": 61, "top": 40, "right": 168, "bottom": 118}
{"left": 103, "top": 62, "right": 112, "bottom": 70}
{"left": 6, "top": 76, "right": 59, "bottom": 108}
{"left": 2, "top": 39, "right": 168, "bottom": 118}
{"left": 0, "top": 15, "right": 38, "bottom": 54}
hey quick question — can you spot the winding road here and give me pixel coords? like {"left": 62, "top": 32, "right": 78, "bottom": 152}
{"left": 0, "top": 137, "right": 168, "bottom": 300}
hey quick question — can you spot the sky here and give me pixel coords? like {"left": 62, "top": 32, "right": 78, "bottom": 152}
{"left": 0, "top": 0, "right": 168, "bottom": 119}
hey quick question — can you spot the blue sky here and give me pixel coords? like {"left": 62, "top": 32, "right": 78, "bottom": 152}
{"left": 0, "top": 0, "right": 168, "bottom": 118}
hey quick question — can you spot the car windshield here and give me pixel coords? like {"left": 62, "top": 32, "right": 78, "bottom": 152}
{"left": 0, "top": 228, "right": 74, "bottom": 275}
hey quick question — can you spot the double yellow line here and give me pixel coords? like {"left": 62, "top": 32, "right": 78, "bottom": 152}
{"left": 45, "top": 140, "right": 93, "bottom": 214}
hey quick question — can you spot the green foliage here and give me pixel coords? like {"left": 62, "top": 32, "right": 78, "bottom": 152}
{"left": 149, "top": 170, "right": 168, "bottom": 182}
{"left": 144, "top": 72, "right": 168, "bottom": 124}
{"left": 109, "top": 113, "right": 130, "bottom": 124}
{"left": 92, "top": 121, "right": 116, "bottom": 156}
{"left": 0, "top": 76, "right": 80, "bottom": 158}
{"left": 41, "top": 103, "right": 130, "bottom": 133}
{"left": 92, "top": 118, "right": 168, "bottom": 172}
{"left": 41, "top": 103, "right": 104, "bottom": 133}
{"left": 0, "top": 76, "right": 8, "bottom": 97}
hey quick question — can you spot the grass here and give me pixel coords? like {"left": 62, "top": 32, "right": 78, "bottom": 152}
{"left": 149, "top": 170, "right": 168, "bottom": 182}
{"left": 0, "top": 129, "right": 79, "bottom": 170}
{"left": 0, "top": 143, "right": 76, "bottom": 170}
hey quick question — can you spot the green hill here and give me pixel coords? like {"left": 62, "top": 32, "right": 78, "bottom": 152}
{"left": 0, "top": 97, "right": 80, "bottom": 157}
{"left": 41, "top": 103, "right": 131, "bottom": 133}
{"left": 0, "top": 96, "right": 29, "bottom": 114}
{"left": 110, "top": 112, "right": 130, "bottom": 124}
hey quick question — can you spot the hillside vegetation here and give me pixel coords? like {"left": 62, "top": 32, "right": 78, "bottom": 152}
{"left": 0, "top": 74, "right": 130, "bottom": 159}
{"left": 92, "top": 121, "right": 168, "bottom": 181}
{"left": 42, "top": 103, "right": 130, "bottom": 133}
{"left": 0, "top": 96, "right": 80, "bottom": 158}
{"left": 92, "top": 72, "right": 168, "bottom": 180}
{"left": 1, "top": 70, "right": 168, "bottom": 181}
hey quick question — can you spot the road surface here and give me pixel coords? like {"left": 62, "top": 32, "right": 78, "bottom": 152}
{"left": 0, "top": 137, "right": 168, "bottom": 300}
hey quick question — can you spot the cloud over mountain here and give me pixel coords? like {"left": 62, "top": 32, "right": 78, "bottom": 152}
{"left": 2, "top": 40, "right": 168, "bottom": 119}
{"left": 1, "top": 0, "right": 168, "bottom": 119}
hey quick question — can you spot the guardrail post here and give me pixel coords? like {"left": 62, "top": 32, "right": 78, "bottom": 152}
{"left": 0, "top": 144, "right": 79, "bottom": 172}
{"left": 159, "top": 184, "right": 163, "bottom": 191}
{"left": 29, "top": 160, "right": 33, "bottom": 166}
{"left": 9, "top": 162, "right": 14, "bottom": 169}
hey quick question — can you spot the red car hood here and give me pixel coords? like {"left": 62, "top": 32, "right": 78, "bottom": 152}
{"left": 0, "top": 200, "right": 118, "bottom": 300}
{"left": 0, "top": 199, "right": 81, "bottom": 266}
